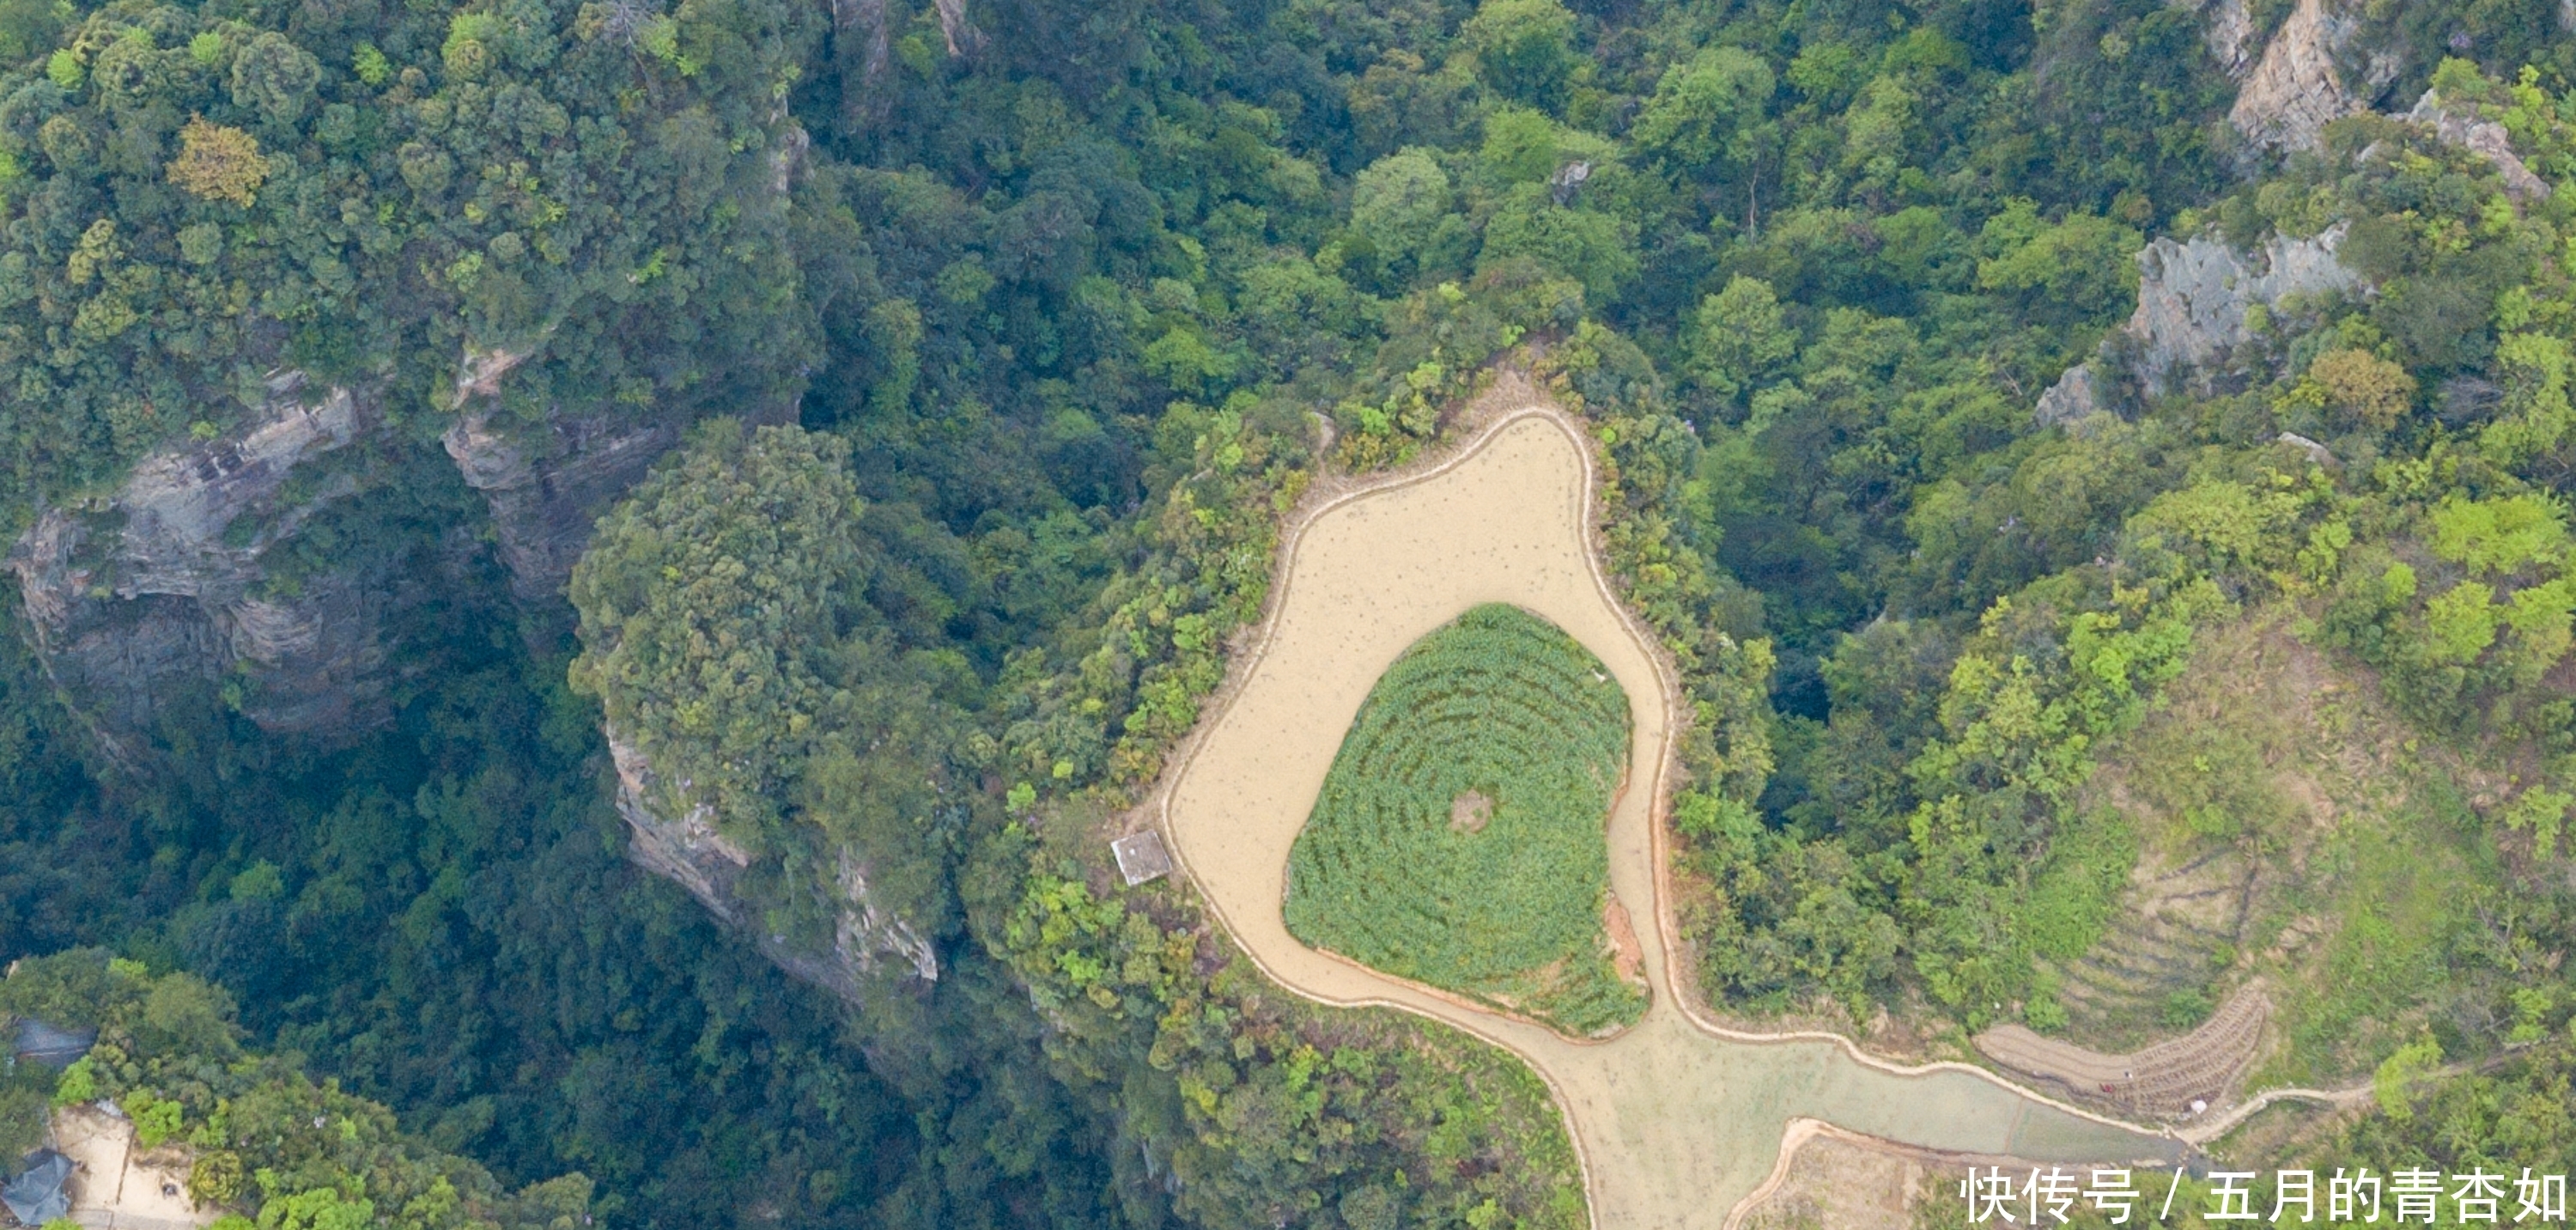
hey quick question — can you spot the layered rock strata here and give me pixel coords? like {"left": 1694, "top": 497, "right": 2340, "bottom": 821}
{"left": 443, "top": 403, "right": 685, "bottom": 603}
{"left": 8, "top": 374, "right": 397, "bottom": 757}
{"left": 609, "top": 727, "right": 939, "bottom": 993}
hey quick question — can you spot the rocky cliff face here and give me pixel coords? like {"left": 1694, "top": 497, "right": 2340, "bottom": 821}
{"left": 443, "top": 399, "right": 686, "bottom": 604}
{"left": 440, "top": 343, "right": 810, "bottom": 605}
{"left": 2034, "top": 363, "right": 2105, "bottom": 429}
{"left": 8, "top": 352, "right": 710, "bottom": 761}
{"left": 610, "top": 728, "right": 939, "bottom": 994}
{"left": 606, "top": 726, "right": 756, "bottom": 918}
{"left": 2224, "top": 0, "right": 2405, "bottom": 156}
{"left": 438, "top": 340, "right": 911, "bottom": 990}
{"left": 2034, "top": 41, "right": 2560, "bottom": 426}
{"left": 2407, "top": 89, "right": 2552, "bottom": 204}
{"left": 2199, "top": 0, "right": 2256, "bottom": 79}
{"left": 2227, "top": 0, "right": 2358, "bottom": 154}
{"left": 2032, "top": 227, "right": 2363, "bottom": 425}
{"left": 7, "top": 375, "right": 405, "bottom": 758}
{"left": 2128, "top": 225, "right": 2361, "bottom": 395}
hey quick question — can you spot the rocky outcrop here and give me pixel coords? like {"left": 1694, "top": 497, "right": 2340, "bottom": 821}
{"left": 609, "top": 727, "right": 939, "bottom": 994}
{"left": 2228, "top": 0, "right": 2361, "bottom": 155}
{"left": 440, "top": 338, "right": 813, "bottom": 605}
{"left": 443, "top": 405, "right": 684, "bottom": 603}
{"left": 2221, "top": 0, "right": 2553, "bottom": 186}
{"left": 2032, "top": 225, "right": 2362, "bottom": 424}
{"left": 2408, "top": 89, "right": 2552, "bottom": 203}
{"left": 607, "top": 726, "right": 754, "bottom": 921}
{"left": 836, "top": 851, "right": 939, "bottom": 982}
{"left": 2276, "top": 431, "right": 2337, "bottom": 466}
{"left": 2201, "top": 0, "right": 2256, "bottom": 78}
{"left": 929, "top": 0, "right": 980, "bottom": 56}
{"left": 8, "top": 375, "right": 398, "bottom": 758}
{"left": 2127, "top": 225, "right": 2360, "bottom": 395}
{"left": 453, "top": 344, "right": 532, "bottom": 404}
{"left": 2034, "top": 363, "right": 2104, "bottom": 429}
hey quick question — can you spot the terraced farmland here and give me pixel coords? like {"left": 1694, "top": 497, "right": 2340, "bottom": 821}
{"left": 1285, "top": 603, "right": 1646, "bottom": 1035}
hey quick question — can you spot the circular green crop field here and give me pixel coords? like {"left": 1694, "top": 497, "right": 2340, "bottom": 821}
{"left": 1285, "top": 603, "right": 1646, "bottom": 1035}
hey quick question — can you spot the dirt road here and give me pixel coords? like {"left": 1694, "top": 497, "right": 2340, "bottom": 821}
{"left": 1156, "top": 406, "right": 2185, "bottom": 1227}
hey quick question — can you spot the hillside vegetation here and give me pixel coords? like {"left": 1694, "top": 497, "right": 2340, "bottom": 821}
{"left": 2060, "top": 612, "right": 2513, "bottom": 1086}
{"left": 0, "top": 951, "right": 593, "bottom": 1229}
{"left": 0, "top": 0, "right": 2573, "bottom": 1221}
{"left": 1671, "top": 58, "right": 2576, "bottom": 1068}
{"left": 1285, "top": 603, "right": 1642, "bottom": 1036}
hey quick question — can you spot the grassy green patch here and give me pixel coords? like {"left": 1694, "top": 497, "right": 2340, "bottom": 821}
{"left": 2263, "top": 780, "right": 2483, "bottom": 1087}
{"left": 2065, "top": 612, "right": 2514, "bottom": 1086}
{"left": 1285, "top": 603, "right": 1644, "bottom": 1035}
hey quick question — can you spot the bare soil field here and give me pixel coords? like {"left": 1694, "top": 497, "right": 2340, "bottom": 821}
{"left": 1729, "top": 1122, "right": 1929, "bottom": 1230}
{"left": 1156, "top": 404, "right": 2184, "bottom": 1228}
{"left": 1976, "top": 980, "right": 2270, "bottom": 1120}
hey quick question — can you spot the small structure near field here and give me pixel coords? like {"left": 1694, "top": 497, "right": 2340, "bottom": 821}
{"left": 3, "top": 1148, "right": 72, "bottom": 1226}
{"left": 1109, "top": 831, "right": 1173, "bottom": 887}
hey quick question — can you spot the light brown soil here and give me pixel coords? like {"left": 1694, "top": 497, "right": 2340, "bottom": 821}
{"left": 1729, "top": 1122, "right": 1929, "bottom": 1230}
{"left": 1602, "top": 892, "right": 1643, "bottom": 987}
{"left": 1154, "top": 404, "right": 2184, "bottom": 1228}
{"left": 1975, "top": 980, "right": 2271, "bottom": 1121}
{"left": 53, "top": 1104, "right": 216, "bottom": 1230}
{"left": 1451, "top": 789, "right": 1494, "bottom": 834}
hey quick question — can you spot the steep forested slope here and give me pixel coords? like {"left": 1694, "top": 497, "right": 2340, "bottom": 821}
{"left": 3, "top": 0, "right": 2575, "bottom": 1224}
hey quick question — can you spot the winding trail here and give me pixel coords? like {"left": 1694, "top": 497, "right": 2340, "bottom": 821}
{"left": 1155, "top": 405, "right": 2187, "bottom": 1227}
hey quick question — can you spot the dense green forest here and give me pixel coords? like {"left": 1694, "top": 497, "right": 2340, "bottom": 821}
{"left": 4, "top": 0, "right": 2576, "bottom": 1221}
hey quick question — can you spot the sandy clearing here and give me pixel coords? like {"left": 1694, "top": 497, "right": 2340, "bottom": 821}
{"left": 1157, "top": 405, "right": 2185, "bottom": 1227}
{"left": 54, "top": 1105, "right": 214, "bottom": 1230}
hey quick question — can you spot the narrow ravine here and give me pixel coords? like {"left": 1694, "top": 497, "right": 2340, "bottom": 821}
{"left": 1157, "top": 406, "right": 2187, "bottom": 1228}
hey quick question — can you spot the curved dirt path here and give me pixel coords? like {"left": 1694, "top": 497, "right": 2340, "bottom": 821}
{"left": 1157, "top": 407, "right": 2186, "bottom": 1227}
{"left": 1976, "top": 980, "right": 2270, "bottom": 1118}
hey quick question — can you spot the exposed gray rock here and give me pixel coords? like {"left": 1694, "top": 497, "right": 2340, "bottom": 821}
{"left": 440, "top": 341, "right": 810, "bottom": 606}
{"left": 771, "top": 122, "right": 811, "bottom": 195}
{"left": 2275, "top": 431, "right": 2337, "bottom": 466}
{"left": 453, "top": 343, "right": 532, "bottom": 405}
{"left": 610, "top": 726, "right": 939, "bottom": 994}
{"left": 8, "top": 375, "right": 399, "bottom": 758}
{"left": 2229, "top": 0, "right": 2361, "bottom": 155}
{"left": 2030, "top": 222, "right": 2366, "bottom": 422}
{"left": 2035, "top": 363, "right": 2104, "bottom": 428}
{"left": 443, "top": 405, "right": 683, "bottom": 602}
{"left": 2199, "top": 0, "right": 2257, "bottom": 78}
{"left": 609, "top": 725, "right": 753, "bottom": 922}
{"left": 1548, "top": 159, "right": 1594, "bottom": 206}
{"left": 2128, "top": 225, "right": 2360, "bottom": 395}
{"left": 930, "top": 0, "right": 980, "bottom": 55}
{"left": 835, "top": 0, "right": 894, "bottom": 114}
{"left": 837, "top": 851, "right": 939, "bottom": 982}
{"left": 2408, "top": 88, "right": 2552, "bottom": 203}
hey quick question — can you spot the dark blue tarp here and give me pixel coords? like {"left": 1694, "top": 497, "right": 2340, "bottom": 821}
{"left": 2, "top": 1148, "right": 71, "bottom": 1226}
{"left": 13, "top": 1018, "right": 94, "bottom": 1069}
